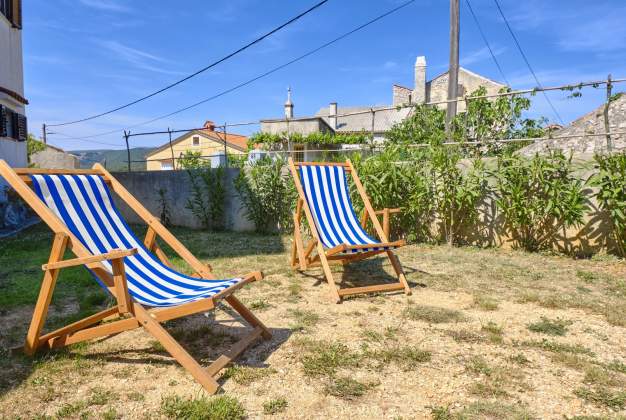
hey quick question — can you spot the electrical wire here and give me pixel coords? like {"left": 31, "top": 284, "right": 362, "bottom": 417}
{"left": 47, "top": 0, "right": 330, "bottom": 127}
{"left": 464, "top": 0, "right": 509, "bottom": 86}
{"left": 51, "top": 0, "right": 417, "bottom": 142}
{"left": 492, "top": 0, "right": 563, "bottom": 124}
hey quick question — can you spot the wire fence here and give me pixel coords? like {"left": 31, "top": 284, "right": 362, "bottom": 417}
{"left": 68, "top": 75, "right": 626, "bottom": 171}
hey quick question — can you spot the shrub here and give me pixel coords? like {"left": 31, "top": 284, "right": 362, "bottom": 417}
{"left": 234, "top": 157, "right": 296, "bottom": 233}
{"left": 591, "top": 152, "right": 626, "bottom": 257}
{"left": 181, "top": 152, "right": 226, "bottom": 231}
{"left": 495, "top": 151, "right": 588, "bottom": 251}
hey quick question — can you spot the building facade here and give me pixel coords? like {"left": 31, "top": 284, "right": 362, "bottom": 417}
{"left": 30, "top": 143, "right": 80, "bottom": 169}
{"left": 0, "top": 0, "right": 27, "bottom": 199}
{"left": 145, "top": 121, "right": 248, "bottom": 170}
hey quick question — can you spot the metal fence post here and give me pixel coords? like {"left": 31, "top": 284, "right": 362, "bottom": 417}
{"left": 604, "top": 74, "right": 613, "bottom": 153}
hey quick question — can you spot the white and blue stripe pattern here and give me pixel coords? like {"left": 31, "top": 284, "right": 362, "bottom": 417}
{"left": 299, "top": 165, "right": 397, "bottom": 254}
{"left": 30, "top": 174, "right": 241, "bottom": 307}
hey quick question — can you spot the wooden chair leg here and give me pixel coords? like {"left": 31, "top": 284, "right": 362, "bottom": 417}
{"left": 317, "top": 244, "right": 341, "bottom": 303}
{"left": 133, "top": 305, "right": 220, "bottom": 394}
{"left": 24, "top": 233, "right": 68, "bottom": 355}
{"left": 224, "top": 295, "right": 271, "bottom": 339}
{"left": 387, "top": 251, "right": 411, "bottom": 295}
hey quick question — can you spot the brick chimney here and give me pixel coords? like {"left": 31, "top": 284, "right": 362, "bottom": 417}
{"left": 329, "top": 102, "right": 337, "bottom": 130}
{"left": 413, "top": 56, "right": 427, "bottom": 104}
{"left": 203, "top": 120, "right": 215, "bottom": 131}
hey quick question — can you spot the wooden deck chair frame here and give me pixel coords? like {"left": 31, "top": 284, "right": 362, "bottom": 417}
{"left": 288, "top": 158, "right": 411, "bottom": 303}
{"left": 0, "top": 160, "right": 271, "bottom": 395}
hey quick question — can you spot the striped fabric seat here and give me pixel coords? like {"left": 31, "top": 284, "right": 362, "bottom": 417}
{"left": 299, "top": 165, "right": 399, "bottom": 254}
{"left": 30, "top": 174, "right": 241, "bottom": 307}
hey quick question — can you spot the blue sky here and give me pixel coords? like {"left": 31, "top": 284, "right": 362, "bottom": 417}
{"left": 23, "top": 0, "right": 626, "bottom": 150}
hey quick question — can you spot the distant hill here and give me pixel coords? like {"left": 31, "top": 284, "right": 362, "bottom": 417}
{"left": 70, "top": 148, "right": 155, "bottom": 172}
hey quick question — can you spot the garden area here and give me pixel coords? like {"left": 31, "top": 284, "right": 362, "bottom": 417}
{"left": 0, "top": 224, "right": 625, "bottom": 419}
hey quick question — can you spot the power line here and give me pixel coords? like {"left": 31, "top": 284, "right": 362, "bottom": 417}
{"left": 53, "top": 0, "right": 418, "bottom": 142}
{"left": 464, "top": 0, "right": 509, "bottom": 86}
{"left": 47, "top": 0, "right": 330, "bottom": 128}
{"left": 492, "top": 0, "right": 563, "bottom": 124}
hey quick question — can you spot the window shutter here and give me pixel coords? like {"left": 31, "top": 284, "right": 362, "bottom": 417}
{"left": 10, "top": 110, "right": 19, "bottom": 139}
{"left": 17, "top": 113, "right": 27, "bottom": 141}
{"left": 11, "top": 0, "right": 21, "bottom": 29}
{"left": 0, "top": 106, "right": 6, "bottom": 138}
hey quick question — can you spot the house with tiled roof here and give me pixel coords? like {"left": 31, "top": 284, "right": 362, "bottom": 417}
{"left": 145, "top": 121, "right": 248, "bottom": 170}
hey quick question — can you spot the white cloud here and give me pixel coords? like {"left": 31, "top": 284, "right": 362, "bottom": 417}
{"left": 96, "top": 40, "right": 185, "bottom": 76}
{"left": 78, "top": 0, "right": 132, "bottom": 13}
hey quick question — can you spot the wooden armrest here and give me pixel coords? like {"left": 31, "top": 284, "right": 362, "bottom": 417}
{"left": 374, "top": 208, "right": 401, "bottom": 215}
{"left": 42, "top": 248, "right": 138, "bottom": 271}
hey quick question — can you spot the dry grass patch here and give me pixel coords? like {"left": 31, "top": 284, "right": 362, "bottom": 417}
{"left": 574, "top": 387, "right": 626, "bottom": 410}
{"left": 160, "top": 394, "right": 246, "bottom": 420}
{"left": 521, "top": 339, "right": 595, "bottom": 356}
{"left": 472, "top": 294, "right": 499, "bottom": 311}
{"left": 431, "top": 401, "right": 534, "bottom": 419}
{"left": 262, "top": 397, "right": 288, "bottom": 415}
{"left": 403, "top": 304, "right": 465, "bottom": 324}
{"left": 286, "top": 308, "right": 320, "bottom": 332}
{"left": 222, "top": 365, "right": 277, "bottom": 385}
{"left": 528, "top": 317, "right": 572, "bottom": 336}
{"left": 324, "top": 376, "right": 378, "bottom": 400}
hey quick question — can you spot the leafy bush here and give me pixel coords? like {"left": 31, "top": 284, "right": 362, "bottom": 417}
{"left": 495, "top": 151, "right": 588, "bottom": 251}
{"left": 234, "top": 157, "right": 296, "bottom": 233}
{"left": 591, "top": 152, "right": 626, "bottom": 257}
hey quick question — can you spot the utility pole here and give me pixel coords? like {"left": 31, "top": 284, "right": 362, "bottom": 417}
{"left": 445, "top": 0, "right": 460, "bottom": 134}
{"left": 42, "top": 123, "right": 47, "bottom": 144}
{"left": 123, "top": 130, "right": 131, "bottom": 172}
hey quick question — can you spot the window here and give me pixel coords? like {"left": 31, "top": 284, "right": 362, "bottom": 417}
{"left": 160, "top": 159, "right": 174, "bottom": 170}
{"left": 0, "top": 105, "right": 27, "bottom": 141}
{"left": 0, "top": 0, "right": 21, "bottom": 28}
{"left": 192, "top": 136, "right": 200, "bottom": 146}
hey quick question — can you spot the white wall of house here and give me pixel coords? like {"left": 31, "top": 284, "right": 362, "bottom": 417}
{"left": 0, "top": 4, "right": 27, "bottom": 201}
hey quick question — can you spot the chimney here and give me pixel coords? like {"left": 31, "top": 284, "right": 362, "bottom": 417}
{"left": 284, "top": 86, "right": 294, "bottom": 119}
{"left": 203, "top": 120, "right": 215, "bottom": 131}
{"left": 413, "top": 56, "right": 427, "bottom": 104}
{"left": 329, "top": 102, "right": 337, "bottom": 130}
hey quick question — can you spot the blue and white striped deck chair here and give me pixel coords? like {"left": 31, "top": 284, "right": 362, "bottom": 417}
{"left": 0, "top": 160, "right": 270, "bottom": 395}
{"left": 288, "top": 158, "right": 411, "bottom": 303}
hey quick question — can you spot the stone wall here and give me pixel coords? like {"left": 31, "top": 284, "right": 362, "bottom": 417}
{"left": 427, "top": 68, "right": 505, "bottom": 112}
{"left": 110, "top": 169, "right": 255, "bottom": 231}
{"left": 30, "top": 148, "right": 80, "bottom": 169}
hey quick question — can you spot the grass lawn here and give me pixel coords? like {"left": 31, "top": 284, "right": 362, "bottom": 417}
{"left": 0, "top": 223, "right": 625, "bottom": 419}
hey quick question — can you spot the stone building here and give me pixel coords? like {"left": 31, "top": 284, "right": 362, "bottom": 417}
{"left": 260, "top": 56, "right": 506, "bottom": 156}
{"left": 520, "top": 94, "right": 626, "bottom": 156}
{"left": 30, "top": 143, "right": 80, "bottom": 169}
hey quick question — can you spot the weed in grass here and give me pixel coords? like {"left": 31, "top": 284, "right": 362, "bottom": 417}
{"left": 607, "top": 360, "right": 626, "bottom": 374}
{"left": 149, "top": 340, "right": 166, "bottom": 352}
{"left": 522, "top": 339, "right": 595, "bottom": 356}
{"left": 287, "top": 282, "right": 302, "bottom": 297}
{"left": 577, "top": 270, "right": 597, "bottom": 283}
{"left": 605, "top": 303, "right": 626, "bottom": 327}
{"left": 324, "top": 376, "right": 377, "bottom": 400}
{"left": 430, "top": 405, "right": 453, "bottom": 420}
{"left": 102, "top": 407, "right": 119, "bottom": 420}
{"left": 263, "top": 397, "right": 288, "bottom": 415}
{"left": 538, "top": 294, "right": 569, "bottom": 309}
{"left": 384, "top": 326, "right": 400, "bottom": 340}
{"left": 161, "top": 394, "right": 246, "bottom": 420}
{"left": 87, "top": 388, "right": 117, "bottom": 406}
{"left": 55, "top": 401, "right": 87, "bottom": 418}
{"left": 222, "top": 365, "right": 277, "bottom": 385}
{"left": 469, "top": 380, "right": 508, "bottom": 398}
{"left": 446, "top": 329, "right": 485, "bottom": 343}
{"left": 465, "top": 356, "right": 493, "bottom": 376}
{"left": 112, "top": 366, "right": 133, "bottom": 379}
{"left": 472, "top": 295, "right": 499, "bottom": 311}
{"left": 127, "top": 391, "right": 145, "bottom": 402}
{"left": 508, "top": 353, "right": 530, "bottom": 366}
{"left": 249, "top": 299, "right": 272, "bottom": 311}
{"left": 527, "top": 317, "right": 572, "bottom": 336}
{"left": 297, "top": 341, "right": 360, "bottom": 377}
{"left": 361, "top": 329, "right": 384, "bottom": 343}
{"left": 403, "top": 305, "right": 465, "bottom": 324}
{"left": 577, "top": 286, "right": 592, "bottom": 294}
{"left": 582, "top": 366, "right": 625, "bottom": 387}
{"left": 287, "top": 309, "right": 320, "bottom": 332}
{"left": 516, "top": 292, "right": 540, "bottom": 304}
{"left": 456, "top": 401, "right": 534, "bottom": 420}
{"left": 365, "top": 345, "right": 432, "bottom": 370}
{"left": 481, "top": 321, "right": 504, "bottom": 344}
{"left": 574, "top": 387, "right": 626, "bottom": 410}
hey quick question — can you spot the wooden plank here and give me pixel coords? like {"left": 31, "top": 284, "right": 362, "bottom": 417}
{"left": 94, "top": 163, "right": 215, "bottom": 280}
{"left": 325, "top": 243, "right": 348, "bottom": 257}
{"left": 344, "top": 240, "right": 405, "bottom": 251}
{"left": 38, "top": 307, "right": 118, "bottom": 345}
{"left": 14, "top": 168, "right": 102, "bottom": 175}
{"left": 42, "top": 248, "right": 137, "bottom": 271}
{"left": 207, "top": 327, "right": 263, "bottom": 377}
{"left": 24, "top": 233, "right": 68, "bottom": 354}
{"left": 47, "top": 317, "right": 140, "bottom": 348}
{"left": 145, "top": 226, "right": 174, "bottom": 268}
{"left": 387, "top": 251, "right": 412, "bottom": 295}
{"left": 337, "top": 283, "right": 405, "bottom": 297}
{"left": 225, "top": 295, "right": 271, "bottom": 339}
{"left": 111, "top": 257, "right": 133, "bottom": 314}
{"left": 293, "top": 161, "right": 350, "bottom": 168}
{"left": 19, "top": 175, "right": 112, "bottom": 185}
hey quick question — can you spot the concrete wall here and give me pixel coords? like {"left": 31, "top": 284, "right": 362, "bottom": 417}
{"left": 110, "top": 169, "right": 255, "bottom": 232}
{"left": 30, "top": 148, "right": 80, "bottom": 169}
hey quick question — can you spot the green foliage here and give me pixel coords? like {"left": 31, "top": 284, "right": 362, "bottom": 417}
{"left": 234, "top": 157, "right": 296, "bottom": 233}
{"left": 495, "top": 151, "right": 588, "bottom": 251}
{"left": 27, "top": 134, "right": 46, "bottom": 165}
{"left": 263, "top": 397, "right": 288, "bottom": 415}
{"left": 591, "top": 153, "right": 626, "bottom": 257}
{"left": 160, "top": 395, "right": 246, "bottom": 420}
{"left": 157, "top": 188, "right": 171, "bottom": 227}
{"left": 181, "top": 152, "right": 226, "bottom": 231}
{"left": 527, "top": 317, "right": 572, "bottom": 336}
{"left": 248, "top": 131, "right": 370, "bottom": 150}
